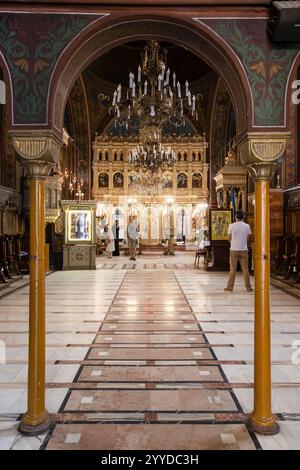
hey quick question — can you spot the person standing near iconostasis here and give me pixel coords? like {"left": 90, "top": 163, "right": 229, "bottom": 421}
{"left": 112, "top": 219, "right": 120, "bottom": 256}
{"left": 104, "top": 225, "right": 115, "bottom": 259}
{"left": 127, "top": 216, "right": 139, "bottom": 261}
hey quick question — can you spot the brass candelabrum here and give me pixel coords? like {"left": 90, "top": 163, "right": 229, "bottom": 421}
{"left": 59, "top": 168, "right": 85, "bottom": 201}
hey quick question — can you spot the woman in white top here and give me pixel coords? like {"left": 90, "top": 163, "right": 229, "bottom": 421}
{"left": 104, "top": 225, "right": 115, "bottom": 259}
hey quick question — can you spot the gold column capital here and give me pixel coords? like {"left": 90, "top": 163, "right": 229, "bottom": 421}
{"left": 238, "top": 133, "right": 289, "bottom": 167}
{"left": 22, "top": 160, "right": 54, "bottom": 179}
{"left": 246, "top": 161, "right": 278, "bottom": 182}
{"left": 10, "top": 131, "right": 62, "bottom": 164}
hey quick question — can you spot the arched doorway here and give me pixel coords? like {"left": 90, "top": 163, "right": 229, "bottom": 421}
{"left": 49, "top": 17, "right": 250, "bottom": 137}
{"left": 7, "top": 12, "right": 288, "bottom": 441}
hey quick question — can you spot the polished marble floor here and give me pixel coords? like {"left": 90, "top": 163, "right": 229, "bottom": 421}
{"left": 0, "top": 252, "right": 300, "bottom": 450}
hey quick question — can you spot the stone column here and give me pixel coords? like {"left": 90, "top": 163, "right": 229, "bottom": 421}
{"left": 239, "top": 134, "right": 288, "bottom": 435}
{"left": 124, "top": 162, "right": 129, "bottom": 193}
{"left": 11, "top": 133, "right": 61, "bottom": 435}
{"left": 203, "top": 163, "right": 209, "bottom": 192}
{"left": 109, "top": 162, "right": 113, "bottom": 191}
{"left": 188, "top": 163, "right": 192, "bottom": 193}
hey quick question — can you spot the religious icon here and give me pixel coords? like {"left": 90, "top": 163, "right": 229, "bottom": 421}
{"left": 68, "top": 209, "right": 92, "bottom": 241}
{"left": 113, "top": 172, "right": 124, "bottom": 188}
{"left": 210, "top": 209, "right": 232, "bottom": 241}
{"left": 177, "top": 172, "right": 187, "bottom": 188}
{"left": 163, "top": 174, "right": 173, "bottom": 188}
{"left": 98, "top": 173, "right": 109, "bottom": 188}
{"left": 128, "top": 174, "right": 138, "bottom": 187}
{"left": 192, "top": 172, "right": 203, "bottom": 188}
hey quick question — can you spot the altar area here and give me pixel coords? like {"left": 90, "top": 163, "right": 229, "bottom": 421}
{"left": 95, "top": 200, "right": 209, "bottom": 247}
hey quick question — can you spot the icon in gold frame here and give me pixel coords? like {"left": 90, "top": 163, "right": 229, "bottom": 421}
{"left": 210, "top": 209, "right": 232, "bottom": 241}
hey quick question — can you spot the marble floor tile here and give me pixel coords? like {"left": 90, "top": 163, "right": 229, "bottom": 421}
{"left": 233, "top": 387, "right": 300, "bottom": 414}
{"left": 256, "top": 421, "right": 300, "bottom": 450}
{"left": 65, "top": 389, "right": 238, "bottom": 412}
{"left": 87, "top": 347, "right": 213, "bottom": 360}
{"left": 1, "top": 253, "right": 300, "bottom": 450}
{"left": 78, "top": 365, "right": 223, "bottom": 382}
{"left": 46, "top": 423, "right": 256, "bottom": 450}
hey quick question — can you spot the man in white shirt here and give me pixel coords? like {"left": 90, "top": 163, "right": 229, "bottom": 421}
{"left": 127, "top": 216, "right": 139, "bottom": 261}
{"left": 224, "top": 210, "right": 253, "bottom": 292}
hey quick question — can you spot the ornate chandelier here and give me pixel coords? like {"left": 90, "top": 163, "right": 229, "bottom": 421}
{"left": 129, "top": 169, "right": 168, "bottom": 205}
{"left": 128, "top": 125, "right": 176, "bottom": 172}
{"left": 110, "top": 40, "right": 198, "bottom": 129}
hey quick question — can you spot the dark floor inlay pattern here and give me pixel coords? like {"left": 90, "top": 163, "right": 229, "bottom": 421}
{"left": 45, "top": 271, "right": 257, "bottom": 450}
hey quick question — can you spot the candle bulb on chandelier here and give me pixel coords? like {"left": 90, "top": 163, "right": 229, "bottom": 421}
{"left": 117, "top": 84, "right": 122, "bottom": 102}
{"left": 144, "top": 80, "right": 148, "bottom": 95}
{"left": 166, "top": 68, "right": 170, "bottom": 85}
{"left": 129, "top": 72, "right": 134, "bottom": 88}
{"left": 158, "top": 74, "right": 162, "bottom": 91}
{"left": 138, "top": 65, "right": 141, "bottom": 83}
{"left": 132, "top": 81, "right": 136, "bottom": 97}
{"left": 112, "top": 90, "right": 117, "bottom": 106}
{"left": 185, "top": 81, "right": 189, "bottom": 96}
{"left": 177, "top": 81, "right": 181, "bottom": 98}
{"left": 173, "top": 72, "right": 176, "bottom": 88}
{"left": 192, "top": 95, "right": 196, "bottom": 113}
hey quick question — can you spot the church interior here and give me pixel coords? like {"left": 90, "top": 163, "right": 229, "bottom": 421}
{"left": 0, "top": 0, "right": 300, "bottom": 452}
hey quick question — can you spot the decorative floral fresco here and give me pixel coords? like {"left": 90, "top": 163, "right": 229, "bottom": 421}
{"left": 0, "top": 13, "right": 100, "bottom": 124}
{"left": 285, "top": 95, "right": 297, "bottom": 188}
{"left": 199, "top": 19, "right": 299, "bottom": 127}
{"left": 1, "top": 14, "right": 298, "bottom": 128}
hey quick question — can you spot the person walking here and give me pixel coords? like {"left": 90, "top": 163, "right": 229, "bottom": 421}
{"left": 224, "top": 210, "right": 253, "bottom": 292}
{"left": 104, "top": 224, "right": 115, "bottom": 259}
{"left": 127, "top": 216, "right": 139, "bottom": 261}
{"left": 112, "top": 219, "right": 120, "bottom": 256}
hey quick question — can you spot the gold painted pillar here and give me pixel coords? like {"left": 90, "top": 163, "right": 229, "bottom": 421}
{"left": 11, "top": 132, "right": 61, "bottom": 436}
{"left": 19, "top": 164, "right": 52, "bottom": 435}
{"left": 246, "top": 162, "right": 279, "bottom": 435}
{"left": 238, "top": 134, "right": 288, "bottom": 436}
